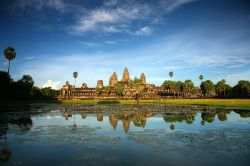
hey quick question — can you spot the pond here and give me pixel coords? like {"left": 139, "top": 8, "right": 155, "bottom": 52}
{"left": 0, "top": 104, "right": 250, "bottom": 166}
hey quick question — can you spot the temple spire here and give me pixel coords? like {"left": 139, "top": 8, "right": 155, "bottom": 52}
{"left": 140, "top": 73, "right": 146, "bottom": 84}
{"left": 122, "top": 67, "right": 130, "bottom": 82}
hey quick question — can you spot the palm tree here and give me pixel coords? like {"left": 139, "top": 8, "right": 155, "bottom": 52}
{"left": 169, "top": 71, "right": 173, "bottom": 80}
{"left": 199, "top": 75, "right": 204, "bottom": 82}
{"left": 4, "top": 47, "right": 16, "bottom": 75}
{"left": 73, "top": 71, "right": 78, "bottom": 88}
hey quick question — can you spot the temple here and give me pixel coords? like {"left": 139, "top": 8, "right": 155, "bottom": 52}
{"left": 58, "top": 67, "right": 164, "bottom": 100}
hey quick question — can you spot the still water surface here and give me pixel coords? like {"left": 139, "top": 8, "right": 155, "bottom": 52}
{"left": 0, "top": 104, "right": 250, "bottom": 166}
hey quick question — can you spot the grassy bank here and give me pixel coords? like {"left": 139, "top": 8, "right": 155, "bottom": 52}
{"left": 60, "top": 99, "right": 250, "bottom": 108}
{"left": 1, "top": 99, "right": 250, "bottom": 109}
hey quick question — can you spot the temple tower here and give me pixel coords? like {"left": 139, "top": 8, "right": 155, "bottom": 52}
{"left": 140, "top": 73, "right": 146, "bottom": 84}
{"left": 97, "top": 80, "right": 103, "bottom": 88}
{"left": 109, "top": 71, "right": 118, "bottom": 86}
{"left": 122, "top": 67, "right": 130, "bottom": 82}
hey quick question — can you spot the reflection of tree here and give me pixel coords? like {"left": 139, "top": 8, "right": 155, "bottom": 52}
{"left": 109, "top": 115, "right": 118, "bottom": 130}
{"left": 201, "top": 112, "right": 216, "bottom": 123}
{"left": 81, "top": 114, "right": 87, "bottom": 119}
{"left": 133, "top": 114, "right": 147, "bottom": 128}
{"left": 185, "top": 116, "right": 195, "bottom": 124}
{"left": 163, "top": 113, "right": 195, "bottom": 124}
{"left": 201, "top": 120, "right": 205, "bottom": 126}
{"left": 0, "top": 147, "right": 12, "bottom": 163}
{"left": 234, "top": 110, "right": 250, "bottom": 118}
{"left": 170, "top": 124, "right": 175, "bottom": 130}
{"left": 0, "top": 124, "right": 8, "bottom": 140}
{"left": 217, "top": 111, "right": 227, "bottom": 121}
{"left": 10, "top": 117, "right": 33, "bottom": 131}
{"left": 97, "top": 115, "right": 103, "bottom": 122}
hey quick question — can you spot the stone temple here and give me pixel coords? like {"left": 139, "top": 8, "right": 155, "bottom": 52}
{"left": 58, "top": 67, "right": 164, "bottom": 100}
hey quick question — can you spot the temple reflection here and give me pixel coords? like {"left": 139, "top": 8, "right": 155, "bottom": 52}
{"left": 58, "top": 108, "right": 249, "bottom": 134}
{"left": 109, "top": 114, "right": 118, "bottom": 130}
{"left": 97, "top": 115, "right": 103, "bottom": 122}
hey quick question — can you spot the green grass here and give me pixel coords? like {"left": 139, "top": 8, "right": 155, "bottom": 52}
{"left": 1, "top": 99, "right": 250, "bottom": 109}
{"left": 59, "top": 99, "right": 250, "bottom": 108}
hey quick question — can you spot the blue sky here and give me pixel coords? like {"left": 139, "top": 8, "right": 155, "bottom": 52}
{"left": 0, "top": 0, "right": 250, "bottom": 89}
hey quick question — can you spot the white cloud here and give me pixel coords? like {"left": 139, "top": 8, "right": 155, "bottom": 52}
{"left": 42, "top": 80, "right": 61, "bottom": 90}
{"left": 184, "top": 54, "right": 250, "bottom": 68}
{"left": 159, "top": 0, "right": 197, "bottom": 12}
{"left": 214, "top": 70, "right": 250, "bottom": 86}
{"left": 134, "top": 26, "right": 152, "bottom": 36}
{"left": 72, "top": 5, "right": 149, "bottom": 34}
{"left": 104, "top": 40, "right": 116, "bottom": 44}
{"left": 102, "top": 26, "right": 120, "bottom": 33}
{"left": 80, "top": 42, "right": 100, "bottom": 47}
{"left": 163, "top": 66, "right": 183, "bottom": 70}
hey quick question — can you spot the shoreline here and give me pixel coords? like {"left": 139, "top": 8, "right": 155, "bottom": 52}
{"left": 0, "top": 99, "right": 250, "bottom": 109}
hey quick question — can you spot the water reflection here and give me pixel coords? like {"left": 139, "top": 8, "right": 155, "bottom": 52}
{"left": 57, "top": 107, "right": 248, "bottom": 133}
{"left": 0, "top": 105, "right": 249, "bottom": 166}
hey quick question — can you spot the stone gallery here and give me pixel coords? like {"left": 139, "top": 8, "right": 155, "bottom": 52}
{"left": 58, "top": 67, "right": 164, "bottom": 100}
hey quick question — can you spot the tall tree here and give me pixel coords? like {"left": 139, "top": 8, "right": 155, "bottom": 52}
{"left": 215, "top": 79, "right": 226, "bottom": 96}
{"left": 200, "top": 80, "right": 215, "bottom": 97}
{"left": 199, "top": 75, "right": 204, "bottom": 82}
{"left": 233, "top": 80, "right": 250, "bottom": 97}
{"left": 73, "top": 72, "right": 78, "bottom": 88}
{"left": 169, "top": 71, "right": 174, "bottom": 80}
{"left": 0, "top": 71, "right": 11, "bottom": 100}
{"left": 182, "top": 80, "right": 195, "bottom": 97}
{"left": 4, "top": 47, "right": 16, "bottom": 75}
{"left": 13, "top": 75, "right": 34, "bottom": 99}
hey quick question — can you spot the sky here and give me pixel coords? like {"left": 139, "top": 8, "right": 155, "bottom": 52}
{"left": 0, "top": 0, "right": 250, "bottom": 89}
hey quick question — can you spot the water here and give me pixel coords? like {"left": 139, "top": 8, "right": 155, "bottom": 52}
{"left": 0, "top": 104, "right": 250, "bottom": 166}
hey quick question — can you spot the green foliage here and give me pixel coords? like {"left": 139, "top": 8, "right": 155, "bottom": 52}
{"left": 103, "top": 86, "right": 111, "bottom": 94}
{"left": 182, "top": 80, "right": 195, "bottom": 96}
{"left": 215, "top": 79, "right": 226, "bottom": 96}
{"left": 169, "top": 71, "right": 174, "bottom": 78}
{"left": 73, "top": 72, "right": 78, "bottom": 79}
{"left": 162, "top": 80, "right": 175, "bottom": 90}
{"left": 199, "top": 75, "right": 204, "bottom": 81}
{"left": 233, "top": 80, "right": 250, "bottom": 97}
{"left": 95, "top": 87, "right": 102, "bottom": 96}
{"left": 200, "top": 80, "right": 215, "bottom": 96}
{"left": 4, "top": 47, "right": 16, "bottom": 61}
{"left": 114, "top": 83, "right": 124, "bottom": 96}
{"left": 12, "top": 75, "right": 34, "bottom": 99}
{"left": 0, "top": 71, "right": 59, "bottom": 100}
{"left": 97, "top": 100, "right": 120, "bottom": 104}
{"left": 133, "top": 77, "right": 143, "bottom": 84}
{"left": 40, "top": 87, "right": 59, "bottom": 98}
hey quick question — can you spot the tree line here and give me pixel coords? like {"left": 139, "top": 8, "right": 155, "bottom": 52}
{"left": 0, "top": 71, "right": 59, "bottom": 101}
{"left": 162, "top": 72, "right": 250, "bottom": 98}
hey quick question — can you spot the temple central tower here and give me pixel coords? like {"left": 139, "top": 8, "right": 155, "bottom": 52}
{"left": 122, "top": 67, "right": 130, "bottom": 82}
{"left": 109, "top": 71, "right": 118, "bottom": 86}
